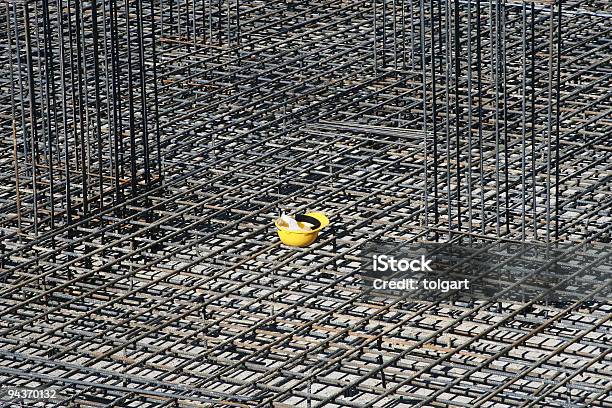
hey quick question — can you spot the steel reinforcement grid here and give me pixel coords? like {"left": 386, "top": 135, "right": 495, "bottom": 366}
{"left": 0, "top": 0, "right": 610, "bottom": 407}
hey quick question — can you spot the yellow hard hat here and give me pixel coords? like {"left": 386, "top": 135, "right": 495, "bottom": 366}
{"left": 275, "top": 212, "right": 330, "bottom": 247}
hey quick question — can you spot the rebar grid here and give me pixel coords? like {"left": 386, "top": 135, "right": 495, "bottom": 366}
{"left": 0, "top": 0, "right": 611, "bottom": 407}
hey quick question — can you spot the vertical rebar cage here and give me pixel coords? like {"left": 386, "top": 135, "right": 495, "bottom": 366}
{"left": 360, "top": 0, "right": 609, "bottom": 244}
{"left": 3, "top": 0, "right": 162, "bottom": 234}
{"left": 157, "top": 0, "right": 243, "bottom": 46}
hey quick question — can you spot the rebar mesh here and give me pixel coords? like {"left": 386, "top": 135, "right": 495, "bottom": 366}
{"left": 0, "top": 0, "right": 610, "bottom": 407}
